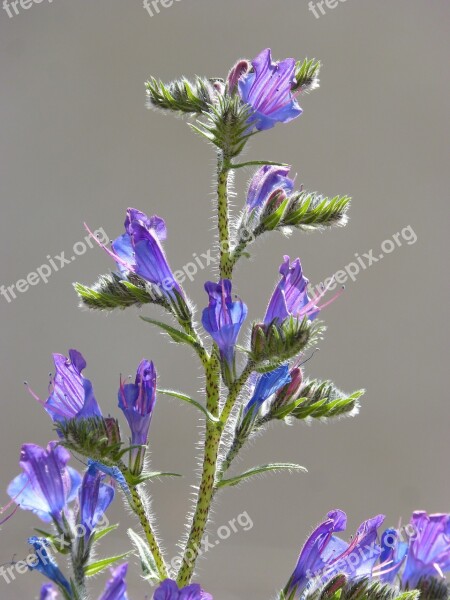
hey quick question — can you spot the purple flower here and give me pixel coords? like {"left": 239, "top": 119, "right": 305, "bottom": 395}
{"left": 286, "top": 510, "right": 385, "bottom": 596}
{"left": 202, "top": 280, "right": 247, "bottom": 383}
{"left": 28, "top": 538, "right": 71, "bottom": 596}
{"left": 91, "top": 208, "right": 183, "bottom": 303}
{"left": 246, "top": 165, "right": 294, "bottom": 212}
{"left": 238, "top": 48, "right": 302, "bottom": 131}
{"left": 7, "top": 442, "right": 81, "bottom": 525}
{"left": 153, "top": 578, "right": 213, "bottom": 600}
{"left": 378, "top": 528, "right": 408, "bottom": 585}
{"left": 244, "top": 364, "right": 291, "bottom": 417}
{"left": 264, "top": 256, "right": 342, "bottom": 326}
{"left": 99, "top": 563, "right": 129, "bottom": 600}
{"left": 78, "top": 463, "right": 115, "bottom": 543}
{"left": 30, "top": 349, "right": 102, "bottom": 423}
{"left": 118, "top": 360, "right": 157, "bottom": 474}
{"left": 402, "top": 511, "right": 450, "bottom": 588}
{"left": 40, "top": 584, "right": 59, "bottom": 600}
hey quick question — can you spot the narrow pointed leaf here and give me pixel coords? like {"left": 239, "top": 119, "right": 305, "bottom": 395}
{"left": 140, "top": 316, "right": 197, "bottom": 346}
{"left": 217, "top": 463, "right": 307, "bottom": 488}
{"left": 128, "top": 528, "right": 160, "bottom": 584}
{"left": 158, "top": 388, "right": 220, "bottom": 422}
{"left": 84, "top": 552, "right": 130, "bottom": 577}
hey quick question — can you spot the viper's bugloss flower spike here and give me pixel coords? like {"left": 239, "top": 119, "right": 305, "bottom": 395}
{"left": 79, "top": 463, "right": 115, "bottom": 543}
{"left": 7, "top": 442, "right": 81, "bottom": 525}
{"left": 246, "top": 165, "right": 294, "bottom": 212}
{"left": 264, "top": 256, "right": 343, "bottom": 326}
{"left": 202, "top": 280, "right": 247, "bottom": 386}
{"left": 377, "top": 528, "right": 408, "bottom": 584}
{"left": 40, "top": 583, "right": 59, "bottom": 600}
{"left": 28, "top": 537, "right": 71, "bottom": 596}
{"left": 88, "top": 208, "right": 185, "bottom": 306}
{"left": 238, "top": 48, "right": 303, "bottom": 131}
{"left": 402, "top": 511, "right": 450, "bottom": 588}
{"left": 99, "top": 563, "right": 129, "bottom": 600}
{"left": 28, "top": 349, "right": 102, "bottom": 423}
{"left": 153, "top": 578, "right": 213, "bottom": 599}
{"left": 244, "top": 364, "right": 291, "bottom": 418}
{"left": 285, "top": 510, "right": 385, "bottom": 596}
{"left": 118, "top": 360, "right": 157, "bottom": 475}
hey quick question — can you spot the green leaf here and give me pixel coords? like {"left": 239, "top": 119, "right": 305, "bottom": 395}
{"left": 157, "top": 388, "right": 220, "bottom": 422}
{"left": 85, "top": 552, "right": 130, "bottom": 577}
{"left": 230, "top": 160, "right": 290, "bottom": 169}
{"left": 293, "top": 58, "right": 321, "bottom": 93}
{"left": 127, "top": 471, "right": 182, "bottom": 486}
{"left": 91, "top": 524, "right": 119, "bottom": 544}
{"left": 145, "top": 76, "right": 215, "bottom": 114}
{"left": 283, "top": 193, "right": 351, "bottom": 230}
{"left": 140, "top": 316, "right": 197, "bottom": 346}
{"left": 127, "top": 528, "right": 160, "bottom": 584}
{"left": 217, "top": 463, "right": 307, "bottom": 488}
{"left": 292, "top": 382, "right": 364, "bottom": 421}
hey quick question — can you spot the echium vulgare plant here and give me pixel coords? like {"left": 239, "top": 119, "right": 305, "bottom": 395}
{"left": 3, "top": 48, "right": 450, "bottom": 600}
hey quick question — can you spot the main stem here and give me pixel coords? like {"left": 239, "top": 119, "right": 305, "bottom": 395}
{"left": 217, "top": 152, "right": 232, "bottom": 279}
{"left": 130, "top": 486, "right": 169, "bottom": 580}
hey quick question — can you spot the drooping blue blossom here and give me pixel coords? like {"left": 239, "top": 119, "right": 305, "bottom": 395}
{"left": 90, "top": 208, "right": 183, "bottom": 303}
{"left": 238, "top": 48, "right": 303, "bottom": 131}
{"left": 264, "top": 256, "right": 342, "bottom": 326}
{"left": 78, "top": 463, "right": 115, "bottom": 543}
{"left": 28, "top": 349, "right": 102, "bottom": 423}
{"left": 402, "top": 511, "right": 450, "bottom": 588}
{"left": 246, "top": 165, "right": 294, "bottom": 212}
{"left": 7, "top": 442, "right": 81, "bottom": 525}
{"left": 378, "top": 528, "right": 408, "bottom": 585}
{"left": 40, "top": 583, "right": 59, "bottom": 600}
{"left": 202, "top": 280, "right": 247, "bottom": 382}
{"left": 286, "top": 510, "right": 385, "bottom": 596}
{"left": 118, "top": 359, "right": 157, "bottom": 473}
{"left": 87, "top": 460, "right": 132, "bottom": 503}
{"left": 244, "top": 364, "right": 291, "bottom": 417}
{"left": 153, "top": 578, "right": 213, "bottom": 600}
{"left": 28, "top": 537, "right": 71, "bottom": 596}
{"left": 99, "top": 563, "right": 129, "bottom": 600}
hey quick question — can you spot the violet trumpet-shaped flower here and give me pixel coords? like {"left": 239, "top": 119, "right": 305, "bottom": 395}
{"left": 244, "top": 364, "right": 291, "bottom": 417}
{"left": 99, "top": 563, "right": 129, "bottom": 600}
{"left": 40, "top": 583, "right": 59, "bottom": 600}
{"left": 118, "top": 360, "right": 157, "bottom": 474}
{"left": 264, "top": 256, "right": 341, "bottom": 326}
{"left": 90, "top": 208, "right": 183, "bottom": 303}
{"left": 202, "top": 280, "right": 247, "bottom": 384}
{"left": 28, "top": 538, "right": 71, "bottom": 596}
{"left": 7, "top": 442, "right": 81, "bottom": 525}
{"left": 378, "top": 528, "right": 408, "bottom": 584}
{"left": 238, "top": 48, "right": 303, "bottom": 131}
{"left": 246, "top": 165, "right": 294, "bottom": 212}
{"left": 286, "top": 510, "right": 385, "bottom": 596}
{"left": 29, "top": 349, "right": 102, "bottom": 423}
{"left": 402, "top": 511, "right": 450, "bottom": 588}
{"left": 153, "top": 578, "right": 213, "bottom": 600}
{"left": 78, "top": 463, "right": 115, "bottom": 543}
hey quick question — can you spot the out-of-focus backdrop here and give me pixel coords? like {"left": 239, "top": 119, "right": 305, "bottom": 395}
{"left": 1, "top": 1, "right": 449, "bottom": 598}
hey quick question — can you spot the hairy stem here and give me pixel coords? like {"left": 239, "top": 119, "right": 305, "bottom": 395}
{"left": 130, "top": 486, "right": 169, "bottom": 580}
{"left": 217, "top": 153, "right": 232, "bottom": 279}
{"left": 176, "top": 353, "right": 221, "bottom": 586}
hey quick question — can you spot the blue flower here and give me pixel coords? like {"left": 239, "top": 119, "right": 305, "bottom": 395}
{"left": 7, "top": 442, "right": 81, "bottom": 525}
{"left": 244, "top": 365, "right": 291, "bottom": 417}
{"left": 246, "top": 165, "right": 294, "bottom": 212}
{"left": 87, "top": 460, "right": 132, "bottom": 504}
{"left": 32, "top": 349, "right": 102, "bottom": 423}
{"left": 92, "top": 208, "right": 183, "bottom": 303}
{"left": 286, "top": 510, "right": 385, "bottom": 596}
{"left": 118, "top": 360, "right": 157, "bottom": 474}
{"left": 202, "top": 280, "right": 247, "bottom": 383}
{"left": 40, "top": 583, "right": 59, "bottom": 600}
{"left": 78, "top": 463, "right": 115, "bottom": 543}
{"left": 378, "top": 528, "right": 408, "bottom": 584}
{"left": 99, "top": 563, "right": 129, "bottom": 600}
{"left": 402, "top": 511, "right": 450, "bottom": 588}
{"left": 28, "top": 537, "right": 71, "bottom": 596}
{"left": 153, "top": 578, "right": 213, "bottom": 599}
{"left": 238, "top": 48, "right": 302, "bottom": 131}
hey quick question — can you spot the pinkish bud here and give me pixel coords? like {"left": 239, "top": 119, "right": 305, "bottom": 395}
{"left": 227, "top": 59, "right": 251, "bottom": 94}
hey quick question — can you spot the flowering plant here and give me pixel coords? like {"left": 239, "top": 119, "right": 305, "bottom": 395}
{"left": 2, "top": 48, "right": 449, "bottom": 600}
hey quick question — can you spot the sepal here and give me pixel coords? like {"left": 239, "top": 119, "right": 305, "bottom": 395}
{"left": 145, "top": 76, "right": 216, "bottom": 114}
{"left": 283, "top": 192, "right": 351, "bottom": 229}
{"left": 55, "top": 416, "right": 124, "bottom": 464}
{"left": 414, "top": 577, "right": 449, "bottom": 600}
{"left": 301, "top": 577, "right": 420, "bottom": 600}
{"left": 293, "top": 58, "right": 321, "bottom": 93}
{"left": 289, "top": 380, "right": 364, "bottom": 421}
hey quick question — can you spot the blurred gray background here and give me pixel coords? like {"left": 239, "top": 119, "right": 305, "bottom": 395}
{"left": 1, "top": 1, "right": 449, "bottom": 598}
